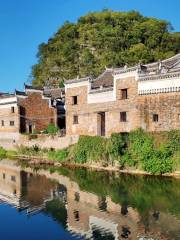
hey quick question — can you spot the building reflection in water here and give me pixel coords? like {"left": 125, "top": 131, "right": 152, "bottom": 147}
{"left": 0, "top": 159, "right": 179, "bottom": 240}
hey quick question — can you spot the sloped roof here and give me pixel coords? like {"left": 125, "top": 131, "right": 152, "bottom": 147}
{"left": 15, "top": 90, "right": 27, "bottom": 97}
{"left": 91, "top": 69, "right": 114, "bottom": 89}
{"left": 43, "top": 88, "right": 65, "bottom": 99}
{"left": 24, "top": 84, "right": 44, "bottom": 91}
{"left": 0, "top": 92, "right": 14, "bottom": 99}
{"left": 144, "top": 53, "right": 180, "bottom": 73}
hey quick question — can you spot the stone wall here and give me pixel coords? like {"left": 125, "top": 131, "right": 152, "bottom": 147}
{"left": 65, "top": 71, "right": 180, "bottom": 136}
{"left": 138, "top": 92, "right": 180, "bottom": 131}
{"left": 65, "top": 76, "right": 140, "bottom": 136}
{"left": 17, "top": 134, "right": 79, "bottom": 150}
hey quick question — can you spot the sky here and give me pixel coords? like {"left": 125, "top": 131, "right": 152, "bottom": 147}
{"left": 0, "top": 0, "right": 180, "bottom": 92}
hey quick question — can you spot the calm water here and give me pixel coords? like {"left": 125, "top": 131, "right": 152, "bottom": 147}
{"left": 0, "top": 159, "right": 179, "bottom": 240}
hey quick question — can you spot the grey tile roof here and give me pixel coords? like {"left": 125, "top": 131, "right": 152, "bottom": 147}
{"left": 91, "top": 69, "right": 114, "bottom": 89}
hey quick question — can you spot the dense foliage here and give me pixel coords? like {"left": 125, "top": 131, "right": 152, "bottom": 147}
{"left": 68, "top": 129, "right": 179, "bottom": 174}
{"left": 31, "top": 10, "right": 180, "bottom": 86}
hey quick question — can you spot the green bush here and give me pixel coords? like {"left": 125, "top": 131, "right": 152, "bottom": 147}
{"left": 48, "top": 149, "right": 68, "bottom": 162}
{"left": 73, "top": 136, "right": 109, "bottom": 164}
{"left": 46, "top": 124, "right": 59, "bottom": 135}
{"left": 167, "top": 130, "right": 180, "bottom": 151}
{"left": 120, "top": 129, "right": 177, "bottom": 174}
{"left": 0, "top": 147, "right": 7, "bottom": 159}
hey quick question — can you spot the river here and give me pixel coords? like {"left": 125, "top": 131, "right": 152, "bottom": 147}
{"left": 0, "top": 159, "right": 179, "bottom": 240}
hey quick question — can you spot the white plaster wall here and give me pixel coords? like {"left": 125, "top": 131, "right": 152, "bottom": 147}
{"left": 88, "top": 90, "right": 115, "bottom": 104}
{"left": 0, "top": 96, "right": 17, "bottom": 106}
{"left": 114, "top": 70, "right": 138, "bottom": 81}
{"left": 65, "top": 81, "right": 89, "bottom": 90}
{"left": 138, "top": 77, "right": 180, "bottom": 94}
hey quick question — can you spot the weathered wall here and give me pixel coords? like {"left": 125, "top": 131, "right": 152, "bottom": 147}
{"left": 0, "top": 99, "right": 20, "bottom": 139}
{"left": 138, "top": 92, "right": 180, "bottom": 131}
{"left": 17, "top": 134, "right": 79, "bottom": 150}
{"left": 18, "top": 92, "right": 57, "bottom": 132}
{"left": 65, "top": 76, "right": 140, "bottom": 136}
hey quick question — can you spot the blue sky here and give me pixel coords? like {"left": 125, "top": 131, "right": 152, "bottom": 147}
{"left": 0, "top": 0, "right": 180, "bottom": 92}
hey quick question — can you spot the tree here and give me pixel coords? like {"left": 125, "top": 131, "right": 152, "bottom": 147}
{"left": 31, "top": 10, "right": 180, "bottom": 87}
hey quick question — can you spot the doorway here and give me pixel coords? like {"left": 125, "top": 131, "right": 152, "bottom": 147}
{"left": 28, "top": 124, "right": 33, "bottom": 134}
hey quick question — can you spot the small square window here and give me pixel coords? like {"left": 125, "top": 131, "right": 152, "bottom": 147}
{"left": 74, "top": 192, "right": 80, "bottom": 202}
{"left": 10, "top": 121, "right": 15, "bottom": 126}
{"left": 11, "top": 107, "right": 15, "bottom": 113}
{"left": 153, "top": 114, "right": 159, "bottom": 122}
{"left": 72, "top": 96, "right": 78, "bottom": 105}
{"left": 73, "top": 115, "right": 78, "bottom": 124}
{"left": 121, "top": 89, "right": 128, "bottom": 100}
{"left": 120, "top": 112, "right": 127, "bottom": 122}
{"left": 11, "top": 176, "right": 16, "bottom": 182}
{"left": 1, "top": 120, "right": 4, "bottom": 126}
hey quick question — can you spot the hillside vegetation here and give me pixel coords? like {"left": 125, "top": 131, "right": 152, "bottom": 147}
{"left": 31, "top": 10, "right": 180, "bottom": 86}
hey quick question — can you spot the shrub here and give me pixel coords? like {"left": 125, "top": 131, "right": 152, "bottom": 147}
{"left": 142, "top": 152, "right": 174, "bottom": 174}
{"left": 167, "top": 130, "right": 180, "bottom": 152}
{"left": 73, "top": 136, "right": 109, "bottom": 164}
{"left": 109, "top": 133, "right": 127, "bottom": 158}
{"left": 0, "top": 147, "right": 6, "bottom": 159}
{"left": 125, "top": 129, "right": 154, "bottom": 168}
{"left": 46, "top": 124, "right": 59, "bottom": 135}
{"left": 48, "top": 149, "right": 68, "bottom": 162}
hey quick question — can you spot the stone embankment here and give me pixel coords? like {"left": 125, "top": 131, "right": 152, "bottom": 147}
{"left": 0, "top": 134, "right": 79, "bottom": 150}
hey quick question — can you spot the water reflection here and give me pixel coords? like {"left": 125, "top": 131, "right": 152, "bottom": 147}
{"left": 0, "top": 159, "right": 179, "bottom": 240}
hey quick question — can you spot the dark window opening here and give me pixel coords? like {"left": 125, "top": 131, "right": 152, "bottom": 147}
{"left": 120, "top": 112, "right": 127, "bottom": 122}
{"left": 11, "top": 107, "right": 15, "bottom": 113}
{"left": 1, "top": 120, "right": 4, "bottom": 126}
{"left": 73, "top": 115, "right": 78, "bottom": 124}
{"left": 72, "top": 96, "right": 78, "bottom": 105}
{"left": 98, "top": 197, "right": 107, "bottom": 212}
{"left": 11, "top": 176, "right": 16, "bottom": 182}
{"left": 73, "top": 210, "right": 80, "bottom": 221}
{"left": 10, "top": 121, "right": 15, "bottom": 126}
{"left": 121, "top": 204, "right": 128, "bottom": 216}
{"left": 121, "top": 226, "right": 131, "bottom": 239}
{"left": 74, "top": 192, "right": 80, "bottom": 202}
{"left": 3, "top": 173, "right": 5, "bottom": 179}
{"left": 153, "top": 114, "right": 159, "bottom": 122}
{"left": 121, "top": 89, "right": 128, "bottom": 99}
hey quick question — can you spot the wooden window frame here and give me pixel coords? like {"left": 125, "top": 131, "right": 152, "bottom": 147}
{"left": 120, "top": 89, "right": 128, "bottom": 100}
{"left": 153, "top": 114, "right": 159, "bottom": 122}
{"left": 73, "top": 115, "right": 78, "bottom": 124}
{"left": 120, "top": 112, "right": 127, "bottom": 122}
{"left": 11, "top": 106, "right": 15, "bottom": 113}
{"left": 72, "top": 96, "right": 78, "bottom": 105}
{"left": 10, "top": 121, "right": 15, "bottom": 126}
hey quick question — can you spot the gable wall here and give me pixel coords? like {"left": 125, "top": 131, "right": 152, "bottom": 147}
{"left": 18, "top": 92, "right": 57, "bottom": 132}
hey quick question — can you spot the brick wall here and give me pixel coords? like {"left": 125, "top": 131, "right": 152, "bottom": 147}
{"left": 18, "top": 92, "right": 57, "bottom": 133}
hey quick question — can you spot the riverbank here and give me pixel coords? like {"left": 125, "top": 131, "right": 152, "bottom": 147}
{"left": 60, "top": 162, "right": 180, "bottom": 178}
{"left": 0, "top": 129, "right": 179, "bottom": 177}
